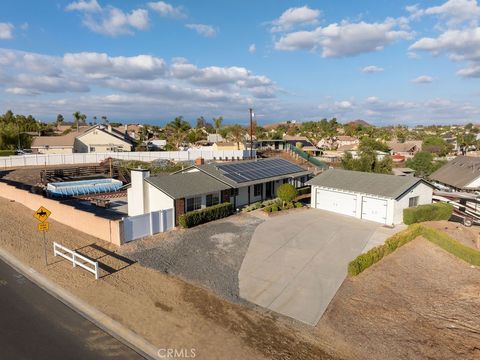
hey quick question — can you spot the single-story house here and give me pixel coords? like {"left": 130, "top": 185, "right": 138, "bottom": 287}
{"left": 128, "top": 158, "right": 311, "bottom": 224}
{"left": 207, "top": 133, "right": 225, "bottom": 143}
{"left": 429, "top": 156, "right": 480, "bottom": 191}
{"left": 32, "top": 125, "right": 133, "bottom": 154}
{"left": 283, "top": 135, "right": 313, "bottom": 147}
{"left": 307, "top": 169, "right": 433, "bottom": 225}
{"left": 255, "top": 139, "right": 287, "bottom": 151}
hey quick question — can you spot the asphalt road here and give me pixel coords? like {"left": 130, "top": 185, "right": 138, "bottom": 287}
{"left": 0, "top": 259, "right": 144, "bottom": 360}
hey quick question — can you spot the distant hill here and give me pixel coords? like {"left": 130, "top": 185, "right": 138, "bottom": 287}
{"left": 346, "top": 119, "right": 372, "bottom": 127}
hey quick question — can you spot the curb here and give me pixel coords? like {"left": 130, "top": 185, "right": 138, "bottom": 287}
{"left": 0, "top": 248, "right": 159, "bottom": 360}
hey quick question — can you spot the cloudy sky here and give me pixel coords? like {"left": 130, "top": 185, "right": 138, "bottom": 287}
{"left": 0, "top": 0, "right": 479, "bottom": 126}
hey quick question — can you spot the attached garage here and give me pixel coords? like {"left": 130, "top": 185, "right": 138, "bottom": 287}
{"left": 307, "top": 169, "right": 434, "bottom": 226}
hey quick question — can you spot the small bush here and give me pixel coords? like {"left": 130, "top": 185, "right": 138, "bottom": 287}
{"left": 294, "top": 202, "right": 303, "bottom": 208}
{"left": 263, "top": 206, "right": 272, "bottom": 213}
{"left": 271, "top": 204, "right": 279, "bottom": 212}
{"left": 277, "top": 183, "right": 297, "bottom": 204}
{"left": 179, "top": 202, "right": 233, "bottom": 228}
{"left": 403, "top": 202, "right": 454, "bottom": 225}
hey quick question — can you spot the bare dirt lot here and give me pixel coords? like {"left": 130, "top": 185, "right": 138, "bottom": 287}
{"left": 316, "top": 236, "right": 480, "bottom": 360}
{"left": 0, "top": 197, "right": 337, "bottom": 360}
{"left": 425, "top": 220, "right": 480, "bottom": 249}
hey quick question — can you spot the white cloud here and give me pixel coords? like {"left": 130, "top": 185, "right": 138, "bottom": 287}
{"left": 66, "top": 2, "right": 149, "bottom": 36}
{"left": 271, "top": 6, "right": 321, "bottom": 32}
{"left": 66, "top": 0, "right": 101, "bottom": 12}
{"left": 63, "top": 52, "right": 166, "bottom": 79}
{"left": 147, "top": 1, "right": 186, "bottom": 18}
{"left": 248, "top": 44, "right": 256, "bottom": 54}
{"left": 412, "top": 75, "right": 434, "bottom": 83}
{"left": 0, "top": 47, "right": 277, "bottom": 119}
{"left": 457, "top": 63, "right": 480, "bottom": 77}
{"left": 424, "top": 0, "right": 480, "bottom": 27}
{"left": 275, "top": 19, "right": 412, "bottom": 57}
{"left": 334, "top": 100, "right": 354, "bottom": 109}
{"left": 185, "top": 24, "right": 217, "bottom": 38}
{"left": 0, "top": 23, "right": 14, "bottom": 39}
{"left": 362, "top": 65, "right": 384, "bottom": 73}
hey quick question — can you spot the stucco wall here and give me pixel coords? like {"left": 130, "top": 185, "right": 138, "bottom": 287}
{"left": 0, "top": 182, "right": 123, "bottom": 245}
{"left": 144, "top": 183, "right": 175, "bottom": 213}
{"left": 393, "top": 182, "right": 433, "bottom": 224}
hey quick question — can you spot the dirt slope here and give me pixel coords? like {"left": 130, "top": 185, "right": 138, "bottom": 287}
{"left": 316, "top": 237, "right": 480, "bottom": 360}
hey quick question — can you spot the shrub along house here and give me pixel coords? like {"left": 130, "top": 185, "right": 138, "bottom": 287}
{"left": 128, "top": 158, "right": 311, "bottom": 225}
{"left": 307, "top": 169, "right": 434, "bottom": 226}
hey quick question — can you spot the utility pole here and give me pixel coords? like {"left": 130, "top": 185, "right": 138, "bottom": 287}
{"left": 249, "top": 108, "right": 254, "bottom": 159}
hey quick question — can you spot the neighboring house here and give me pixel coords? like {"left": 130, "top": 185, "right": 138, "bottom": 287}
{"left": 283, "top": 135, "right": 313, "bottom": 147}
{"left": 31, "top": 125, "right": 133, "bottom": 154}
{"left": 387, "top": 140, "right": 422, "bottom": 158}
{"left": 429, "top": 156, "right": 480, "bottom": 191}
{"left": 31, "top": 131, "right": 78, "bottom": 154}
{"left": 336, "top": 135, "right": 359, "bottom": 148}
{"left": 307, "top": 169, "right": 433, "bottom": 225}
{"left": 212, "top": 142, "right": 246, "bottom": 151}
{"left": 207, "top": 134, "right": 225, "bottom": 143}
{"left": 255, "top": 139, "right": 286, "bottom": 151}
{"left": 128, "top": 158, "right": 311, "bottom": 224}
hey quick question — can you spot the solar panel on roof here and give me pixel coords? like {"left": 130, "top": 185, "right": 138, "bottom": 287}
{"left": 218, "top": 159, "right": 306, "bottom": 183}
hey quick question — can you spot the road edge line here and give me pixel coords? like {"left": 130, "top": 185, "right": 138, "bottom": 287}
{"left": 0, "top": 247, "right": 158, "bottom": 360}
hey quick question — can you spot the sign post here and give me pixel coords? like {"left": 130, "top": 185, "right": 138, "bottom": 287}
{"left": 33, "top": 206, "right": 51, "bottom": 266}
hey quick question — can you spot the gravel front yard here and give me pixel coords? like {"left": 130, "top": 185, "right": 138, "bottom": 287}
{"left": 120, "top": 214, "right": 264, "bottom": 303}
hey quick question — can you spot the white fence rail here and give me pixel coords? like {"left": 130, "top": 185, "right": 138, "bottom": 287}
{"left": 0, "top": 149, "right": 256, "bottom": 169}
{"left": 53, "top": 242, "right": 99, "bottom": 280}
{"left": 122, "top": 209, "right": 174, "bottom": 243}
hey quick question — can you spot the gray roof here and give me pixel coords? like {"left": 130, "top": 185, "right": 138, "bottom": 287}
{"left": 196, "top": 158, "right": 311, "bottom": 187}
{"left": 306, "top": 169, "right": 425, "bottom": 199}
{"left": 146, "top": 171, "right": 230, "bottom": 199}
{"left": 429, "top": 156, "right": 480, "bottom": 189}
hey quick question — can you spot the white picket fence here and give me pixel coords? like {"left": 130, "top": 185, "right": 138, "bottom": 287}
{"left": 53, "top": 242, "right": 99, "bottom": 280}
{"left": 0, "top": 149, "right": 256, "bottom": 169}
{"left": 122, "top": 209, "right": 174, "bottom": 243}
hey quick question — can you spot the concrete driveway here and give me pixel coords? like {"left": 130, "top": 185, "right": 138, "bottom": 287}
{"left": 239, "top": 208, "right": 384, "bottom": 325}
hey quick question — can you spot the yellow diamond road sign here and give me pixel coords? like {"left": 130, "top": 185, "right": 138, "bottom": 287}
{"left": 33, "top": 206, "right": 51, "bottom": 223}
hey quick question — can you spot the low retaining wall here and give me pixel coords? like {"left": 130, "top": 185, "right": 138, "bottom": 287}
{"left": 0, "top": 182, "right": 123, "bottom": 245}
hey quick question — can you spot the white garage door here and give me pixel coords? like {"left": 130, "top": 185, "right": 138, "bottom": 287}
{"left": 315, "top": 189, "right": 357, "bottom": 217}
{"left": 361, "top": 196, "right": 388, "bottom": 224}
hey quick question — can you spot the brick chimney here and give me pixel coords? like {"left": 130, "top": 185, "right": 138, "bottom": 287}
{"left": 195, "top": 157, "right": 205, "bottom": 166}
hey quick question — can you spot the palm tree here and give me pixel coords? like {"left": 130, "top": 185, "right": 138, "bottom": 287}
{"left": 228, "top": 124, "right": 245, "bottom": 150}
{"left": 166, "top": 116, "right": 191, "bottom": 149}
{"left": 56, "top": 114, "right": 64, "bottom": 127}
{"left": 72, "top": 111, "right": 81, "bottom": 132}
{"left": 213, "top": 116, "right": 223, "bottom": 134}
{"left": 93, "top": 116, "right": 97, "bottom": 125}
{"left": 101, "top": 115, "right": 108, "bottom": 124}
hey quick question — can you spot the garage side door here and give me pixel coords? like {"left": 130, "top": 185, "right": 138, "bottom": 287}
{"left": 361, "top": 196, "right": 387, "bottom": 224}
{"left": 315, "top": 189, "right": 357, "bottom": 217}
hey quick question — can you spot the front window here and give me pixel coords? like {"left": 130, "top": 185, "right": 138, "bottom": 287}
{"left": 186, "top": 196, "right": 201, "bottom": 212}
{"left": 206, "top": 193, "right": 219, "bottom": 207}
{"left": 409, "top": 196, "right": 419, "bottom": 207}
{"left": 254, "top": 184, "right": 262, "bottom": 197}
